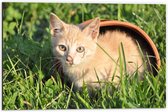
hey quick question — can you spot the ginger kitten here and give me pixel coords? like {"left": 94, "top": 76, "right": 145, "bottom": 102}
{"left": 50, "top": 13, "right": 146, "bottom": 90}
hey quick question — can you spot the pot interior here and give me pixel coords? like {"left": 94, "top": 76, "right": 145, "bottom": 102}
{"left": 99, "top": 26, "right": 158, "bottom": 75}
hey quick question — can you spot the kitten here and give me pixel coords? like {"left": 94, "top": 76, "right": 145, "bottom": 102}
{"left": 50, "top": 13, "right": 145, "bottom": 90}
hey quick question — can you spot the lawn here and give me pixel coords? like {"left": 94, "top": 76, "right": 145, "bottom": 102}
{"left": 2, "top": 3, "right": 166, "bottom": 109}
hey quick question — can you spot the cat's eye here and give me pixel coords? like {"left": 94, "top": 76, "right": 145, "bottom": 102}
{"left": 76, "top": 46, "right": 85, "bottom": 53}
{"left": 54, "top": 28, "right": 61, "bottom": 33}
{"left": 58, "top": 45, "right": 66, "bottom": 51}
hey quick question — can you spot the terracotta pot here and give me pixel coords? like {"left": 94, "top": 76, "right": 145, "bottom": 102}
{"left": 79, "top": 19, "right": 161, "bottom": 71}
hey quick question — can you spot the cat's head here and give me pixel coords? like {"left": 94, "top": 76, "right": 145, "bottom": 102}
{"left": 50, "top": 13, "right": 100, "bottom": 67}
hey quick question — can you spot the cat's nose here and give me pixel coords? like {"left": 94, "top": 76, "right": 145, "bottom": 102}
{"left": 66, "top": 55, "right": 73, "bottom": 65}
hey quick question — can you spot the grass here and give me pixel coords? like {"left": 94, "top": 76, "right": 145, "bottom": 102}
{"left": 2, "top": 3, "right": 166, "bottom": 109}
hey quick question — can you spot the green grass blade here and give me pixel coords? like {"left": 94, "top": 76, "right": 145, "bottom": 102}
{"left": 65, "top": 83, "right": 74, "bottom": 109}
{"left": 76, "top": 92, "right": 92, "bottom": 109}
{"left": 120, "top": 43, "right": 127, "bottom": 72}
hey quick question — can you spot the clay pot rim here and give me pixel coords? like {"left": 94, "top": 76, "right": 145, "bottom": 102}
{"left": 80, "top": 19, "right": 161, "bottom": 69}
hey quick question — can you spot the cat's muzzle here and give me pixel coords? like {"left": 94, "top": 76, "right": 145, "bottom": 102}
{"left": 66, "top": 55, "right": 73, "bottom": 65}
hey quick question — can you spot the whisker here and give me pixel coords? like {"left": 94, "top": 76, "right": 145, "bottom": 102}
{"left": 41, "top": 57, "right": 57, "bottom": 61}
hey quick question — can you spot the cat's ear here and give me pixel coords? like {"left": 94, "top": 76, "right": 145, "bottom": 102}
{"left": 82, "top": 17, "right": 100, "bottom": 40}
{"left": 50, "top": 13, "right": 66, "bottom": 36}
